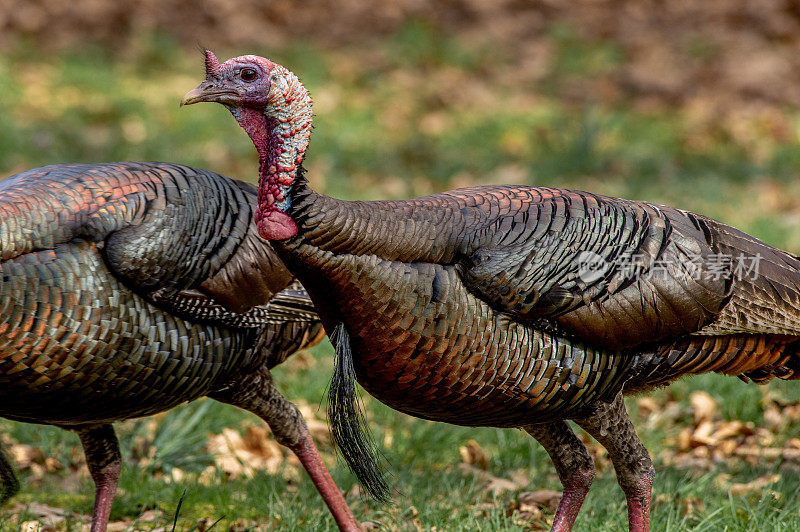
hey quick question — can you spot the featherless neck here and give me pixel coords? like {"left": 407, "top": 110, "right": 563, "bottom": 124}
{"left": 246, "top": 67, "right": 313, "bottom": 240}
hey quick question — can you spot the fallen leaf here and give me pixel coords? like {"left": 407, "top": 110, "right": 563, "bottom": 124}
{"left": 9, "top": 444, "right": 44, "bottom": 469}
{"left": 509, "top": 469, "right": 531, "bottom": 489}
{"left": 10, "top": 502, "right": 84, "bottom": 529}
{"left": 459, "top": 463, "right": 523, "bottom": 495}
{"left": 207, "top": 426, "right": 289, "bottom": 479}
{"left": 730, "top": 474, "right": 781, "bottom": 495}
{"left": 689, "top": 392, "right": 718, "bottom": 423}
{"left": 296, "top": 400, "right": 333, "bottom": 445}
{"left": 733, "top": 447, "right": 800, "bottom": 460}
{"left": 681, "top": 496, "right": 705, "bottom": 517}
{"left": 459, "top": 439, "right": 489, "bottom": 470}
{"left": 636, "top": 397, "right": 659, "bottom": 419}
{"left": 197, "top": 465, "right": 217, "bottom": 486}
{"left": 518, "top": 490, "right": 562, "bottom": 512}
{"left": 709, "top": 420, "right": 753, "bottom": 442}
{"left": 691, "top": 420, "right": 715, "bottom": 446}
{"left": 138, "top": 509, "right": 163, "bottom": 522}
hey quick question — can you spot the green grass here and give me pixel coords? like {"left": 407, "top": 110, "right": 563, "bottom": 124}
{"left": 2, "top": 24, "right": 800, "bottom": 531}
{"left": 5, "top": 347, "right": 800, "bottom": 530}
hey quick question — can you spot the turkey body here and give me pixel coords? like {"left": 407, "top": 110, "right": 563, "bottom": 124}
{"left": 277, "top": 184, "right": 800, "bottom": 532}
{"left": 184, "top": 51, "right": 800, "bottom": 532}
{"left": 0, "top": 162, "right": 359, "bottom": 532}
{"left": 283, "top": 185, "right": 800, "bottom": 427}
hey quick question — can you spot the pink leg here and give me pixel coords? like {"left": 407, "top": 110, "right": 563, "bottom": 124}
{"left": 623, "top": 475, "right": 653, "bottom": 532}
{"left": 551, "top": 468, "right": 595, "bottom": 531}
{"left": 526, "top": 421, "right": 596, "bottom": 532}
{"left": 576, "top": 394, "right": 654, "bottom": 532}
{"left": 211, "top": 368, "right": 361, "bottom": 531}
{"left": 75, "top": 424, "right": 122, "bottom": 532}
{"left": 288, "top": 429, "right": 361, "bottom": 532}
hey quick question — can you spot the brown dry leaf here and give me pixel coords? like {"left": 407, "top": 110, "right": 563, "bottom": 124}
{"left": 407, "top": 505, "right": 424, "bottom": 532}
{"left": 765, "top": 403, "right": 787, "bottom": 431}
{"left": 518, "top": 490, "right": 562, "bottom": 512}
{"left": 138, "top": 509, "right": 163, "bottom": 522}
{"left": 691, "top": 420, "right": 716, "bottom": 446}
{"left": 459, "top": 439, "right": 489, "bottom": 471}
{"left": 458, "top": 463, "right": 523, "bottom": 495}
{"left": 636, "top": 397, "right": 659, "bottom": 419}
{"left": 677, "top": 426, "right": 693, "bottom": 452}
{"left": 709, "top": 420, "right": 753, "bottom": 442}
{"left": 689, "top": 391, "right": 718, "bottom": 423}
{"left": 681, "top": 496, "right": 705, "bottom": 518}
{"left": 169, "top": 467, "right": 185, "bottom": 483}
{"left": 11, "top": 502, "right": 84, "bottom": 529}
{"left": 756, "top": 427, "right": 775, "bottom": 447}
{"left": 509, "top": 469, "right": 531, "bottom": 489}
{"left": 43, "top": 457, "right": 63, "bottom": 473}
{"left": 718, "top": 439, "right": 738, "bottom": 457}
{"left": 733, "top": 447, "right": 800, "bottom": 460}
{"left": 197, "top": 465, "right": 217, "bottom": 486}
{"left": 9, "top": 444, "right": 44, "bottom": 469}
{"left": 730, "top": 473, "right": 781, "bottom": 495}
{"left": 508, "top": 493, "right": 552, "bottom": 531}
{"left": 296, "top": 400, "right": 332, "bottom": 445}
{"left": 206, "top": 426, "right": 290, "bottom": 479}
{"left": 577, "top": 431, "right": 608, "bottom": 468}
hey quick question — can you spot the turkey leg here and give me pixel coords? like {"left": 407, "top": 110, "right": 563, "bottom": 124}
{"left": 211, "top": 368, "right": 361, "bottom": 532}
{"left": 575, "top": 394, "right": 654, "bottom": 532}
{"left": 75, "top": 424, "right": 122, "bottom": 532}
{"left": 526, "top": 421, "right": 596, "bottom": 532}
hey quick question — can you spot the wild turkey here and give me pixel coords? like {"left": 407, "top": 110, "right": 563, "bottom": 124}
{"left": 184, "top": 51, "right": 800, "bottom": 532}
{"left": 0, "top": 162, "right": 361, "bottom": 532}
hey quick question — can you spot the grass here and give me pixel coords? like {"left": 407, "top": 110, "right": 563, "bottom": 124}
{"left": 5, "top": 349, "right": 800, "bottom": 531}
{"left": 1, "top": 23, "right": 800, "bottom": 530}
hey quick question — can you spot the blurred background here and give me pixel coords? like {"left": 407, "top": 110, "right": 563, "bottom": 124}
{"left": 2, "top": 1, "right": 800, "bottom": 530}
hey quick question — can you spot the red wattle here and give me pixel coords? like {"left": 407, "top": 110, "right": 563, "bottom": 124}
{"left": 257, "top": 209, "right": 298, "bottom": 240}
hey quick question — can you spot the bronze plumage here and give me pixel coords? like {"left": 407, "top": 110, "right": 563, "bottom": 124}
{"left": 185, "top": 51, "right": 800, "bottom": 532}
{"left": 0, "top": 162, "right": 359, "bottom": 532}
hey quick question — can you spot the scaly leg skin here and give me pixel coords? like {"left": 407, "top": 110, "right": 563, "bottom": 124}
{"left": 526, "top": 421, "right": 596, "bottom": 532}
{"left": 0, "top": 440, "right": 20, "bottom": 505}
{"left": 75, "top": 424, "right": 122, "bottom": 532}
{"left": 211, "top": 368, "right": 361, "bottom": 532}
{"left": 575, "top": 393, "right": 654, "bottom": 532}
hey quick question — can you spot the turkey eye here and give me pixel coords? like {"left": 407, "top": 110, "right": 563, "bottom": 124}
{"left": 240, "top": 68, "right": 258, "bottom": 82}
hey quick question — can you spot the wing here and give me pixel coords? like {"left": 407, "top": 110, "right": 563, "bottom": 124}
{"left": 693, "top": 217, "right": 800, "bottom": 337}
{"left": 0, "top": 162, "right": 292, "bottom": 314}
{"left": 454, "top": 186, "right": 732, "bottom": 350}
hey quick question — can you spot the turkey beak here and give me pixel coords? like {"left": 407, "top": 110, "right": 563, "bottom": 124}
{"left": 180, "top": 81, "right": 239, "bottom": 107}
